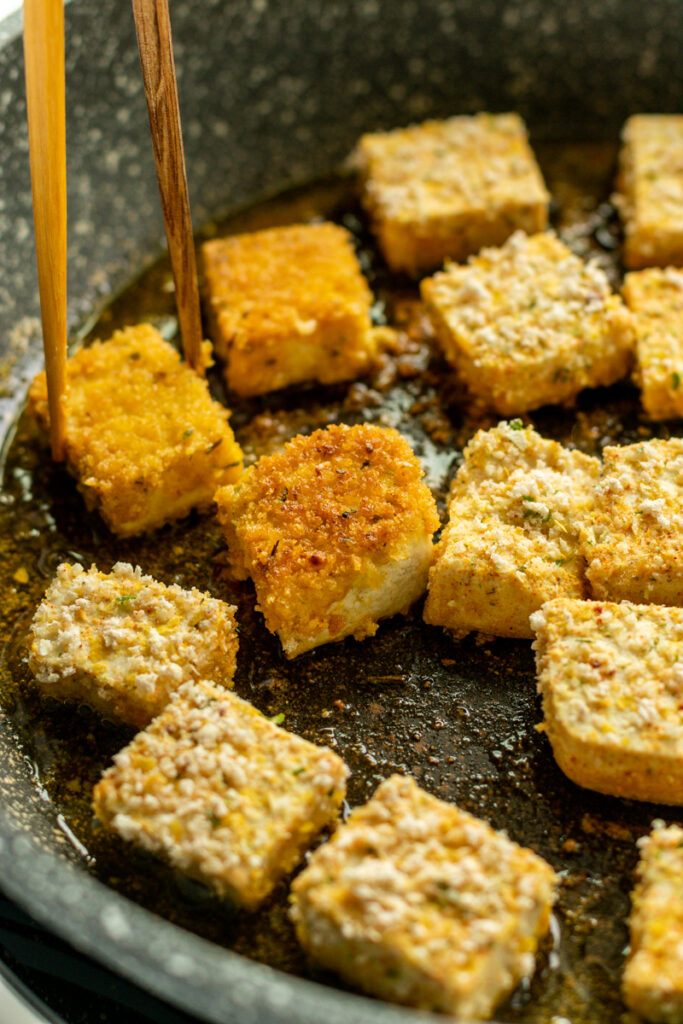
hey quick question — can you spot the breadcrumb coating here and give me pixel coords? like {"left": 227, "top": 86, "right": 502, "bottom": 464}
{"left": 623, "top": 267, "right": 683, "bottom": 419}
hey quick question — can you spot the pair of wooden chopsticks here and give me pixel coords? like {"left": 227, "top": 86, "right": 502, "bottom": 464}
{"left": 23, "top": 0, "right": 204, "bottom": 462}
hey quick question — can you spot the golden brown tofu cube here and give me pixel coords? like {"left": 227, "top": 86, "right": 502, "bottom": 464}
{"left": 354, "top": 112, "right": 549, "bottom": 275}
{"left": 28, "top": 562, "right": 238, "bottom": 729}
{"left": 624, "top": 823, "right": 683, "bottom": 1023}
{"left": 424, "top": 421, "right": 599, "bottom": 639}
{"left": 421, "top": 231, "right": 634, "bottom": 415}
{"left": 93, "top": 681, "right": 349, "bottom": 910}
{"left": 616, "top": 115, "right": 683, "bottom": 269}
{"left": 532, "top": 598, "right": 683, "bottom": 805}
{"left": 290, "top": 774, "right": 557, "bottom": 1019}
{"left": 215, "top": 423, "right": 440, "bottom": 658}
{"left": 623, "top": 268, "right": 683, "bottom": 419}
{"left": 201, "top": 222, "right": 377, "bottom": 396}
{"left": 28, "top": 324, "right": 243, "bottom": 536}
{"left": 584, "top": 438, "right": 683, "bottom": 605}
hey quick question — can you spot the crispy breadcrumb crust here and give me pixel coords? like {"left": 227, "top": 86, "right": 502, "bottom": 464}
{"left": 28, "top": 562, "right": 238, "bottom": 729}
{"left": 421, "top": 231, "right": 634, "bottom": 415}
{"left": 623, "top": 268, "right": 683, "bottom": 419}
{"left": 616, "top": 115, "right": 683, "bottom": 270}
{"left": 93, "top": 681, "right": 349, "bottom": 910}
{"left": 532, "top": 598, "right": 683, "bottom": 804}
{"left": 354, "top": 112, "right": 549, "bottom": 275}
{"left": 201, "top": 222, "right": 377, "bottom": 396}
{"left": 290, "top": 774, "right": 557, "bottom": 1019}
{"left": 215, "top": 423, "right": 440, "bottom": 658}
{"left": 28, "top": 324, "right": 243, "bottom": 537}
{"left": 624, "top": 823, "right": 683, "bottom": 1024}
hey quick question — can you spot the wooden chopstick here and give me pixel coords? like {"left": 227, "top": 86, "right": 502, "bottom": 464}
{"left": 23, "top": 0, "right": 68, "bottom": 461}
{"left": 132, "top": 0, "right": 205, "bottom": 377}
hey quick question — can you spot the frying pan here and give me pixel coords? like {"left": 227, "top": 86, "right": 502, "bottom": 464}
{"left": 1, "top": 2, "right": 683, "bottom": 1022}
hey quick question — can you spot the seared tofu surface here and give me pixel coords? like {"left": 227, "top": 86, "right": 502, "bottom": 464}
{"left": 93, "top": 681, "right": 349, "bottom": 910}
{"left": 28, "top": 562, "right": 238, "bottom": 729}
{"left": 215, "top": 423, "right": 439, "bottom": 658}
{"left": 290, "top": 774, "right": 557, "bottom": 1019}
{"left": 532, "top": 598, "right": 683, "bottom": 804}
{"left": 623, "top": 267, "right": 683, "bottom": 419}
{"left": 424, "top": 421, "right": 599, "bottom": 638}
{"left": 623, "top": 823, "right": 683, "bottom": 1024}
{"left": 584, "top": 437, "right": 683, "bottom": 605}
{"left": 201, "top": 222, "right": 376, "bottom": 396}
{"left": 28, "top": 324, "right": 243, "bottom": 536}
{"left": 616, "top": 114, "right": 683, "bottom": 269}
{"left": 421, "top": 231, "right": 634, "bottom": 414}
{"left": 355, "top": 112, "right": 549, "bottom": 275}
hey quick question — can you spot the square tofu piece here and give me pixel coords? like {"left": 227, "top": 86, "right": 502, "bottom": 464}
{"left": 584, "top": 438, "right": 683, "bottom": 605}
{"left": 28, "top": 562, "right": 238, "bottom": 729}
{"left": 616, "top": 115, "right": 683, "bottom": 270}
{"left": 532, "top": 598, "right": 683, "bottom": 804}
{"left": 290, "top": 774, "right": 557, "bottom": 1019}
{"left": 215, "top": 423, "right": 439, "bottom": 658}
{"left": 201, "top": 222, "right": 377, "bottom": 397}
{"left": 623, "top": 823, "right": 683, "bottom": 1024}
{"left": 93, "top": 681, "right": 349, "bottom": 909}
{"left": 421, "top": 231, "right": 634, "bottom": 415}
{"left": 28, "top": 324, "right": 243, "bottom": 537}
{"left": 623, "top": 268, "right": 683, "bottom": 419}
{"left": 423, "top": 421, "right": 599, "bottom": 639}
{"left": 355, "top": 112, "right": 549, "bottom": 275}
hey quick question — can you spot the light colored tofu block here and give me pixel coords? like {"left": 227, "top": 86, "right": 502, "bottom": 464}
{"left": 290, "top": 774, "right": 557, "bottom": 1019}
{"left": 584, "top": 437, "right": 683, "bottom": 605}
{"left": 201, "top": 222, "right": 377, "bottom": 397}
{"left": 421, "top": 231, "right": 634, "bottom": 414}
{"left": 616, "top": 115, "right": 683, "bottom": 269}
{"left": 28, "top": 324, "right": 243, "bottom": 536}
{"left": 355, "top": 112, "right": 549, "bottom": 275}
{"left": 93, "top": 681, "right": 349, "bottom": 909}
{"left": 623, "top": 822, "right": 683, "bottom": 1024}
{"left": 215, "top": 423, "right": 439, "bottom": 658}
{"left": 423, "top": 421, "right": 599, "bottom": 639}
{"left": 28, "top": 562, "right": 238, "bottom": 729}
{"left": 623, "top": 267, "right": 683, "bottom": 419}
{"left": 532, "top": 598, "right": 683, "bottom": 804}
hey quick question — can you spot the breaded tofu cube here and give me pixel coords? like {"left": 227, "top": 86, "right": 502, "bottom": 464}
{"left": 623, "top": 268, "right": 683, "bottom": 419}
{"left": 28, "top": 562, "right": 238, "bottom": 729}
{"left": 290, "top": 774, "right": 557, "bottom": 1019}
{"left": 354, "top": 112, "right": 549, "bottom": 275}
{"left": 28, "top": 324, "right": 243, "bottom": 536}
{"left": 423, "top": 421, "right": 600, "bottom": 639}
{"left": 615, "top": 115, "right": 683, "bottom": 270}
{"left": 531, "top": 598, "right": 683, "bottom": 805}
{"left": 215, "top": 423, "right": 439, "bottom": 658}
{"left": 623, "top": 823, "right": 683, "bottom": 1023}
{"left": 421, "top": 231, "right": 634, "bottom": 415}
{"left": 93, "top": 681, "right": 348, "bottom": 909}
{"left": 201, "top": 222, "right": 377, "bottom": 397}
{"left": 584, "top": 438, "right": 683, "bottom": 605}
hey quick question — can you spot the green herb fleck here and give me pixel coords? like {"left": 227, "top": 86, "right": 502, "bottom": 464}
{"left": 205, "top": 438, "right": 223, "bottom": 454}
{"left": 182, "top": 428, "right": 194, "bottom": 439}
{"left": 116, "top": 594, "right": 136, "bottom": 605}
{"left": 292, "top": 766, "right": 305, "bottom": 776}
{"left": 673, "top": 372, "right": 681, "bottom": 390}
{"left": 509, "top": 419, "right": 524, "bottom": 430}
{"left": 270, "top": 712, "right": 285, "bottom": 725}
{"left": 207, "top": 811, "right": 221, "bottom": 829}
{"left": 281, "top": 487, "right": 289, "bottom": 502}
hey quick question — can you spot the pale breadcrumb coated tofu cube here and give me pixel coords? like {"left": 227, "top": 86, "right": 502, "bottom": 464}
{"left": 355, "top": 112, "right": 549, "bottom": 275}
{"left": 28, "top": 324, "right": 243, "bottom": 537}
{"left": 201, "top": 222, "right": 377, "bottom": 397}
{"left": 421, "top": 231, "right": 634, "bottom": 415}
{"left": 531, "top": 598, "right": 683, "bottom": 805}
{"left": 290, "top": 774, "right": 557, "bottom": 1019}
{"left": 623, "top": 823, "right": 683, "bottom": 1023}
{"left": 93, "top": 681, "right": 348, "bottom": 910}
{"left": 584, "top": 438, "right": 683, "bottom": 605}
{"left": 615, "top": 115, "right": 683, "bottom": 270}
{"left": 215, "top": 423, "right": 440, "bottom": 658}
{"left": 28, "top": 562, "right": 238, "bottom": 729}
{"left": 623, "top": 268, "right": 683, "bottom": 419}
{"left": 423, "top": 421, "right": 599, "bottom": 639}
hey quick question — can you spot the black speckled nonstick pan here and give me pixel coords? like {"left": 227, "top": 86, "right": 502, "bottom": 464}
{"left": 1, "top": 2, "right": 683, "bottom": 1022}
